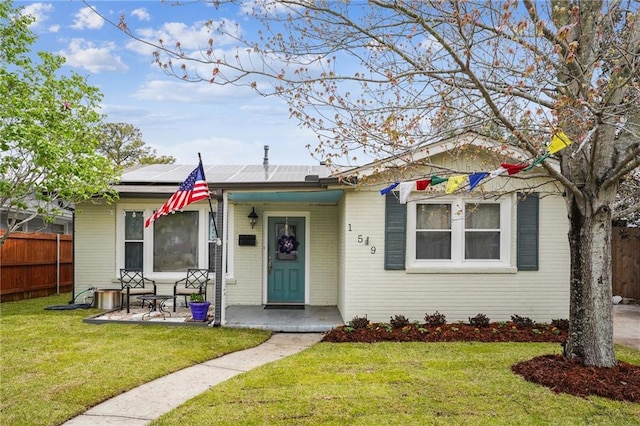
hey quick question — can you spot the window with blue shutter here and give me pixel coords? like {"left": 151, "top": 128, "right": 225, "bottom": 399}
{"left": 385, "top": 193, "right": 407, "bottom": 270}
{"left": 517, "top": 192, "right": 539, "bottom": 271}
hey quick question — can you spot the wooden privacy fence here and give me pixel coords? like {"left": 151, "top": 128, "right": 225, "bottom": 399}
{"left": 0, "top": 232, "right": 73, "bottom": 302}
{"left": 612, "top": 226, "right": 640, "bottom": 301}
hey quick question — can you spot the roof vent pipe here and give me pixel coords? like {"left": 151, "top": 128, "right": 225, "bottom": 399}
{"left": 263, "top": 145, "right": 269, "bottom": 166}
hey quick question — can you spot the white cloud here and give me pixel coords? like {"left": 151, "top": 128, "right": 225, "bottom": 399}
{"left": 127, "top": 19, "right": 239, "bottom": 56}
{"left": 131, "top": 8, "right": 151, "bottom": 22}
{"left": 71, "top": 6, "right": 104, "bottom": 30}
{"left": 48, "top": 24, "right": 60, "bottom": 33}
{"left": 132, "top": 79, "right": 255, "bottom": 103}
{"left": 59, "top": 39, "right": 128, "bottom": 73}
{"left": 20, "top": 3, "right": 53, "bottom": 28}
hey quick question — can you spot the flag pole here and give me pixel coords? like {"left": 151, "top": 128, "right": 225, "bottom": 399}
{"left": 198, "top": 152, "right": 219, "bottom": 239}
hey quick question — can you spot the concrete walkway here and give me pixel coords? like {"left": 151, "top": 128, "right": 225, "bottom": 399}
{"left": 613, "top": 303, "right": 640, "bottom": 350}
{"left": 63, "top": 333, "right": 323, "bottom": 425}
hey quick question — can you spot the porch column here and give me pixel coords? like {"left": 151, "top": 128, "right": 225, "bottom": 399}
{"left": 213, "top": 188, "right": 224, "bottom": 326}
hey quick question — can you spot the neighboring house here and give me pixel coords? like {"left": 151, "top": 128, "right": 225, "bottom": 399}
{"left": 0, "top": 203, "right": 73, "bottom": 235}
{"left": 73, "top": 133, "right": 570, "bottom": 325}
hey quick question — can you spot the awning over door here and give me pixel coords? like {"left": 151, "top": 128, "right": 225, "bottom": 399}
{"left": 228, "top": 190, "right": 343, "bottom": 204}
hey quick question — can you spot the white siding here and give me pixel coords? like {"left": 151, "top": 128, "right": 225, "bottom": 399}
{"left": 226, "top": 204, "right": 264, "bottom": 304}
{"left": 339, "top": 188, "right": 570, "bottom": 324}
{"left": 225, "top": 202, "right": 339, "bottom": 306}
{"left": 74, "top": 202, "right": 117, "bottom": 294}
{"left": 337, "top": 196, "right": 347, "bottom": 317}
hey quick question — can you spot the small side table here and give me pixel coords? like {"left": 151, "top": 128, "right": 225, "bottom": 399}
{"left": 137, "top": 295, "right": 173, "bottom": 320}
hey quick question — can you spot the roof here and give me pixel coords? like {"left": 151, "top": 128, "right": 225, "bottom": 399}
{"left": 120, "top": 164, "right": 332, "bottom": 184}
{"left": 114, "top": 164, "right": 337, "bottom": 196}
{"left": 336, "top": 132, "right": 540, "bottom": 178}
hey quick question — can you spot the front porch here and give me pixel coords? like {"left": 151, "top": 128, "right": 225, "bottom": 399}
{"left": 85, "top": 303, "right": 343, "bottom": 332}
{"left": 225, "top": 305, "right": 343, "bottom": 332}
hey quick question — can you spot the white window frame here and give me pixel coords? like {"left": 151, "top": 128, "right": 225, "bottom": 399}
{"left": 406, "top": 195, "right": 513, "bottom": 273}
{"left": 115, "top": 203, "right": 225, "bottom": 280}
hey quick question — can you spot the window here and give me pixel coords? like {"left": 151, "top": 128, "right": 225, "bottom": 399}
{"left": 118, "top": 205, "right": 222, "bottom": 276}
{"left": 407, "top": 196, "right": 511, "bottom": 268}
{"left": 416, "top": 204, "right": 451, "bottom": 259}
{"left": 124, "top": 211, "right": 144, "bottom": 269}
{"left": 152, "top": 211, "right": 198, "bottom": 272}
{"left": 465, "top": 203, "right": 500, "bottom": 260}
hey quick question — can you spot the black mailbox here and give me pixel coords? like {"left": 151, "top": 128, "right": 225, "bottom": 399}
{"left": 238, "top": 234, "right": 257, "bottom": 246}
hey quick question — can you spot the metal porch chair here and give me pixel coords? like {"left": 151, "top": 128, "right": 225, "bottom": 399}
{"left": 119, "top": 269, "right": 156, "bottom": 313}
{"left": 173, "top": 268, "right": 210, "bottom": 312}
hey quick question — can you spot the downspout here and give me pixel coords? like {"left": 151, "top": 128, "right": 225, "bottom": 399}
{"left": 213, "top": 188, "right": 224, "bottom": 326}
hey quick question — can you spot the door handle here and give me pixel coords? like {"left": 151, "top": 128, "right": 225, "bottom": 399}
{"left": 268, "top": 256, "right": 273, "bottom": 273}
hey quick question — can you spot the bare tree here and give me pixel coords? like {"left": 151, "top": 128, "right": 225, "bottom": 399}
{"left": 100, "top": 0, "right": 640, "bottom": 367}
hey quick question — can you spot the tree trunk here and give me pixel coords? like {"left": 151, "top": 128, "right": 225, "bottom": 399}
{"left": 564, "top": 190, "right": 617, "bottom": 367}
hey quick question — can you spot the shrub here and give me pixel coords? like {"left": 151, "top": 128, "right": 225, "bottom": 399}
{"left": 349, "top": 315, "right": 369, "bottom": 329}
{"left": 511, "top": 314, "right": 535, "bottom": 328}
{"left": 390, "top": 314, "right": 411, "bottom": 328}
{"left": 424, "top": 311, "right": 446, "bottom": 326}
{"left": 468, "top": 313, "right": 490, "bottom": 327}
{"left": 551, "top": 318, "right": 569, "bottom": 331}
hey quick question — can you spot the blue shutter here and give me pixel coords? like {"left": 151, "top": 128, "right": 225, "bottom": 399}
{"left": 517, "top": 193, "right": 539, "bottom": 271}
{"left": 385, "top": 193, "right": 406, "bottom": 270}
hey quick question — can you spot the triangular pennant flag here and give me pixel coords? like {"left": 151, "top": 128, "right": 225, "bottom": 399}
{"left": 467, "top": 172, "right": 489, "bottom": 191}
{"left": 430, "top": 175, "right": 447, "bottom": 185}
{"left": 380, "top": 182, "right": 399, "bottom": 195}
{"left": 416, "top": 179, "right": 430, "bottom": 190}
{"left": 398, "top": 182, "right": 414, "bottom": 204}
{"left": 548, "top": 131, "right": 572, "bottom": 154}
{"left": 500, "top": 163, "right": 529, "bottom": 175}
{"left": 523, "top": 153, "right": 551, "bottom": 171}
{"left": 489, "top": 167, "right": 507, "bottom": 179}
{"left": 445, "top": 175, "right": 467, "bottom": 194}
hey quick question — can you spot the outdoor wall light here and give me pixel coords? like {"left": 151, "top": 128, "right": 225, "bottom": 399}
{"left": 248, "top": 207, "right": 259, "bottom": 229}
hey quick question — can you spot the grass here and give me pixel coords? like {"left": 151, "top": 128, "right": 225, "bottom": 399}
{"left": 2, "top": 295, "right": 639, "bottom": 425}
{"left": 153, "top": 343, "right": 640, "bottom": 425}
{"left": 0, "top": 294, "right": 272, "bottom": 426}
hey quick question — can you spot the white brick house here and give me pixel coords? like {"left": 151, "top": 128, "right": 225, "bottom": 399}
{"left": 74, "top": 133, "right": 570, "bottom": 325}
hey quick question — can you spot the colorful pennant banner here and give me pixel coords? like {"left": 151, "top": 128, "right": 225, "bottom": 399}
{"left": 381, "top": 131, "right": 573, "bottom": 203}
{"left": 548, "top": 131, "right": 572, "bottom": 154}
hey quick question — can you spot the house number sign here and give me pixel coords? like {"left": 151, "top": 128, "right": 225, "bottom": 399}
{"left": 348, "top": 223, "right": 376, "bottom": 254}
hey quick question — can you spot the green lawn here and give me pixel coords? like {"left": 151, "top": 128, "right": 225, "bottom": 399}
{"left": 153, "top": 342, "right": 640, "bottom": 425}
{"left": 2, "top": 295, "right": 639, "bottom": 426}
{"left": 0, "top": 294, "right": 272, "bottom": 425}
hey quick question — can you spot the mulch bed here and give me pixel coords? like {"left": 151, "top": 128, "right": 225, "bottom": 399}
{"left": 512, "top": 355, "right": 640, "bottom": 403}
{"left": 322, "top": 322, "right": 640, "bottom": 403}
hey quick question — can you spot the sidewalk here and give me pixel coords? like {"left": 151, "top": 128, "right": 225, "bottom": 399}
{"left": 63, "top": 333, "right": 324, "bottom": 425}
{"left": 613, "top": 303, "right": 640, "bottom": 350}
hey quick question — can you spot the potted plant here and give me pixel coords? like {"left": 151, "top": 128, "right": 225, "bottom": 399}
{"left": 189, "top": 293, "right": 211, "bottom": 321}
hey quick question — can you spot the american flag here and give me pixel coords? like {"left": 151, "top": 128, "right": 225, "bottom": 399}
{"left": 145, "top": 160, "right": 210, "bottom": 228}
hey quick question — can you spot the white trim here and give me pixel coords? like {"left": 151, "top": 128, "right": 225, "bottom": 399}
{"left": 224, "top": 202, "right": 234, "bottom": 280}
{"left": 220, "top": 193, "right": 229, "bottom": 325}
{"left": 115, "top": 202, "right": 216, "bottom": 281}
{"left": 334, "top": 132, "right": 558, "bottom": 179}
{"left": 262, "top": 211, "right": 311, "bottom": 305}
{"left": 406, "top": 194, "right": 513, "bottom": 270}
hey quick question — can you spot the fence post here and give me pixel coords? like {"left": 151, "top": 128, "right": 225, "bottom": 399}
{"left": 56, "top": 233, "right": 60, "bottom": 295}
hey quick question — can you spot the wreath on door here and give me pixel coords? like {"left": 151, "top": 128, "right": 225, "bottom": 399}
{"left": 278, "top": 235, "right": 299, "bottom": 254}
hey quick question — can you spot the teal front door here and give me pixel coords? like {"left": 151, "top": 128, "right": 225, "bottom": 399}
{"left": 267, "top": 217, "right": 305, "bottom": 303}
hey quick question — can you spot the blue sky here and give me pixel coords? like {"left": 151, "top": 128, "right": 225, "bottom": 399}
{"left": 16, "top": 0, "right": 320, "bottom": 166}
